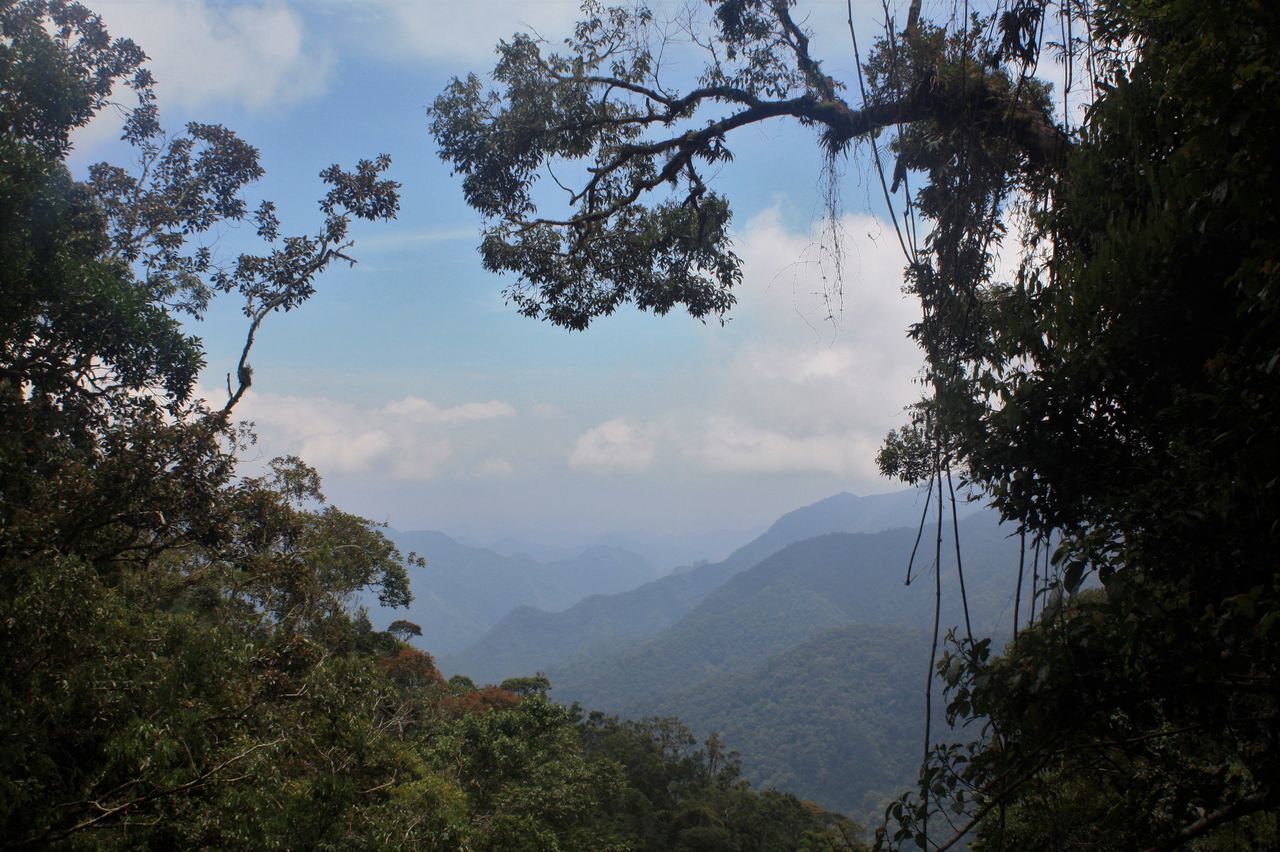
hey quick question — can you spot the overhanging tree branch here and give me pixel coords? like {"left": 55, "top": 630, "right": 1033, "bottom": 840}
{"left": 430, "top": 1, "right": 1065, "bottom": 330}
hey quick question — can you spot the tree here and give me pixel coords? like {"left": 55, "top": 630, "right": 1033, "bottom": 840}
{"left": 870, "top": 1, "right": 1280, "bottom": 847}
{"left": 430, "top": 0, "right": 1280, "bottom": 847}
{"left": 578, "top": 712, "right": 865, "bottom": 851}
{"left": 427, "top": 0, "right": 1060, "bottom": 331}
{"left": 3, "top": 2, "right": 880, "bottom": 848}
{"left": 500, "top": 674, "right": 553, "bottom": 697}
{"left": 0, "top": 2, "right": 431, "bottom": 846}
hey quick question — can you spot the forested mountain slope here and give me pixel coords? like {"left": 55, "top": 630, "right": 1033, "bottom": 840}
{"left": 549, "top": 512, "right": 1017, "bottom": 713}
{"left": 648, "top": 624, "right": 937, "bottom": 822}
{"left": 541, "top": 514, "right": 1017, "bottom": 827}
{"left": 443, "top": 489, "right": 945, "bottom": 681}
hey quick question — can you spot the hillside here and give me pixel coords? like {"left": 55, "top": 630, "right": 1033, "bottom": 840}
{"left": 648, "top": 624, "right": 939, "bottom": 822}
{"left": 548, "top": 512, "right": 1017, "bottom": 713}
{"left": 442, "top": 489, "right": 945, "bottom": 681}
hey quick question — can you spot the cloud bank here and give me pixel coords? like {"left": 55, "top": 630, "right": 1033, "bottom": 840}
{"left": 364, "top": 0, "right": 582, "bottom": 65}
{"left": 569, "top": 418, "right": 657, "bottom": 473}
{"left": 230, "top": 391, "right": 516, "bottom": 481}
{"left": 94, "top": 0, "right": 332, "bottom": 110}
{"left": 566, "top": 208, "right": 923, "bottom": 480}
{"left": 218, "top": 207, "right": 924, "bottom": 533}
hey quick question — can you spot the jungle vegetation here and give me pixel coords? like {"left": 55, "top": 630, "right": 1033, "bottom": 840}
{"left": 3, "top": 0, "right": 1277, "bottom": 848}
{"left": 428, "top": 0, "right": 1280, "bottom": 847}
{"left": 0, "top": 2, "right": 862, "bottom": 848}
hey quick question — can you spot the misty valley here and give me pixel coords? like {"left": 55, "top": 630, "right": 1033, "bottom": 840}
{"left": 370, "top": 489, "right": 1003, "bottom": 825}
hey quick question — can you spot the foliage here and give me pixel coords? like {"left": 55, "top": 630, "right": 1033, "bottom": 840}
{"left": 1, "top": 2, "right": 874, "bottom": 848}
{"left": 432, "top": 0, "right": 1280, "bottom": 847}
{"left": 873, "top": 1, "right": 1280, "bottom": 848}
{"left": 0, "top": 1, "right": 424, "bottom": 846}
{"left": 648, "top": 624, "right": 935, "bottom": 824}
{"left": 428, "top": 0, "right": 1059, "bottom": 331}
{"left": 579, "top": 712, "right": 866, "bottom": 851}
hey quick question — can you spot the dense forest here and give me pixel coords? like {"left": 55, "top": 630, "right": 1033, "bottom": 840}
{"left": 4, "top": 0, "right": 1279, "bottom": 849}
{"left": 427, "top": 0, "right": 1280, "bottom": 846}
{"left": 0, "top": 2, "right": 861, "bottom": 848}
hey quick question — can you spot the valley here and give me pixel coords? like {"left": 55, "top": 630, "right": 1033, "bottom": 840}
{"left": 385, "top": 489, "right": 1013, "bottom": 824}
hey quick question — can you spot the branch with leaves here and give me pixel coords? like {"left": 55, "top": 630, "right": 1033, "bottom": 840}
{"left": 428, "top": 0, "right": 1064, "bottom": 331}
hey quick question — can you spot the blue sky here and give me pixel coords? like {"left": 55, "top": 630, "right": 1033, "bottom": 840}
{"left": 71, "top": 0, "right": 929, "bottom": 548}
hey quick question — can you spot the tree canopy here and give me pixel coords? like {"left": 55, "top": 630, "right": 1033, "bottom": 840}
{"left": 1, "top": 2, "right": 872, "bottom": 847}
{"left": 430, "top": 0, "right": 1280, "bottom": 848}
{"left": 427, "top": 0, "right": 1061, "bottom": 331}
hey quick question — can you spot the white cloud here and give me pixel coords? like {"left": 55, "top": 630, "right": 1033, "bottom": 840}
{"left": 226, "top": 390, "right": 515, "bottom": 481}
{"left": 476, "top": 457, "right": 514, "bottom": 477}
{"left": 742, "top": 345, "right": 855, "bottom": 384}
{"left": 667, "top": 208, "right": 924, "bottom": 478}
{"left": 92, "top": 0, "right": 332, "bottom": 110}
{"left": 383, "top": 396, "right": 515, "bottom": 424}
{"left": 517, "top": 209, "right": 926, "bottom": 484}
{"left": 299, "top": 429, "right": 395, "bottom": 475}
{"left": 697, "top": 417, "right": 883, "bottom": 477}
{"left": 569, "top": 418, "right": 656, "bottom": 473}
{"left": 365, "top": 0, "right": 582, "bottom": 64}
{"left": 225, "top": 209, "right": 923, "bottom": 489}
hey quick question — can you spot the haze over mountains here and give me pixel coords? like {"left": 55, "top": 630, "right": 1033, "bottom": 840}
{"left": 546, "top": 513, "right": 1019, "bottom": 712}
{"left": 439, "top": 489, "right": 965, "bottom": 680}
{"left": 477, "top": 527, "right": 753, "bottom": 575}
{"left": 376, "top": 489, "right": 962, "bottom": 658}
{"left": 378, "top": 532, "right": 662, "bottom": 653}
{"left": 369, "top": 488, "right": 1021, "bottom": 822}
{"left": 544, "top": 513, "right": 1019, "bottom": 819}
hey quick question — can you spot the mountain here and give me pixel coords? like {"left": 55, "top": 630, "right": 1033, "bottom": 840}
{"left": 442, "top": 489, "right": 951, "bottom": 682}
{"left": 692, "top": 489, "right": 945, "bottom": 585}
{"left": 483, "top": 528, "right": 754, "bottom": 572}
{"left": 547, "top": 512, "right": 1017, "bottom": 713}
{"left": 378, "top": 531, "right": 657, "bottom": 654}
{"left": 647, "top": 623, "right": 937, "bottom": 822}
{"left": 539, "top": 544, "right": 662, "bottom": 601}
{"left": 471, "top": 536, "right": 577, "bottom": 563}
{"left": 404, "top": 492, "right": 1015, "bottom": 829}
{"left": 544, "top": 512, "right": 1019, "bottom": 825}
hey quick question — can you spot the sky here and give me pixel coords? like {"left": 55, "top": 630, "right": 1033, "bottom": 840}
{"left": 70, "top": 0, "right": 933, "bottom": 550}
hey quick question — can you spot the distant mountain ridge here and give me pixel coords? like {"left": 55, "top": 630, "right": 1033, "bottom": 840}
{"left": 547, "top": 512, "right": 1017, "bottom": 713}
{"left": 442, "top": 489, "right": 959, "bottom": 682}
{"left": 377, "top": 530, "right": 660, "bottom": 654}
{"left": 426, "top": 489, "right": 1013, "bottom": 830}
{"left": 481, "top": 527, "right": 755, "bottom": 572}
{"left": 541, "top": 511, "right": 1019, "bottom": 827}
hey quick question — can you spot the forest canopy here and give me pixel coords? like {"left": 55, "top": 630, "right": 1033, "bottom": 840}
{"left": 429, "top": 0, "right": 1280, "bottom": 848}
{"left": 1, "top": 0, "right": 1276, "bottom": 848}
{"left": 0, "top": 1, "right": 864, "bottom": 848}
